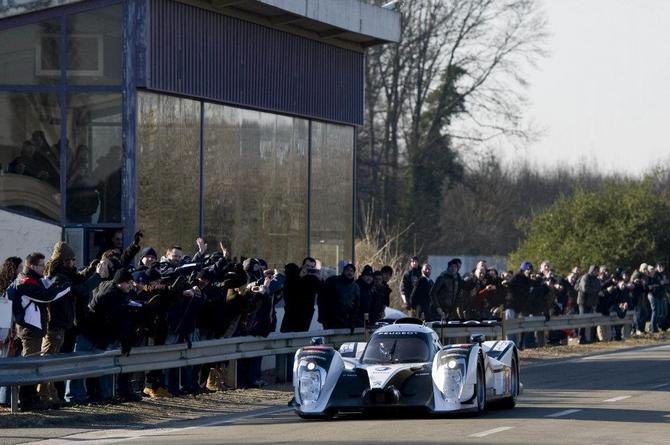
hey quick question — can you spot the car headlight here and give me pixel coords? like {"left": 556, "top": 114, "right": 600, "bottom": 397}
{"left": 438, "top": 358, "right": 464, "bottom": 401}
{"left": 298, "top": 361, "right": 326, "bottom": 405}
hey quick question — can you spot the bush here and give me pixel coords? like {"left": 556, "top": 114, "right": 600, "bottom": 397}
{"left": 509, "top": 178, "right": 670, "bottom": 274}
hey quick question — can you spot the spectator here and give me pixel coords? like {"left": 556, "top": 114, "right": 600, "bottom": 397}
{"left": 400, "top": 256, "right": 421, "bottom": 311}
{"left": 647, "top": 263, "right": 666, "bottom": 333}
{"left": 410, "top": 263, "right": 433, "bottom": 320}
{"left": 355, "top": 265, "right": 374, "bottom": 326}
{"left": 363, "top": 271, "right": 385, "bottom": 323}
{"left": 39, "top": 242, "right": 105, "bottom": 405}
{"left": 577, "top": 265, "right": 600, "bottom": 343}
{"left": 501, "top": 261, "right": 536, "bottom": 346}
{"left": 65, "top": 267, "right": 133, "bottom": 404}
{"left": 0, "top": 257, "right": 22, "bottom": 407}
{"left": 14, "top": 253, "right": 70, "bottom": 411}
{"left": 318, "top": 263, "right": 360, "bottom": 330}
{"left": 430, "top": 259, "right": 465, "bottom": 321}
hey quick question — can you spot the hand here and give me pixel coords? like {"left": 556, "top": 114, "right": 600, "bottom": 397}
{"left": 133, "top": 231, "right": 143, "bottom": 245}
{"left": 183, "top": 289, "right": 195, "bottom": 298}
{"left": 196, "top": 237, "right": 207, "bottom": 254}
{"left": 219, "top": 241, "right": 230, "bottom": 259}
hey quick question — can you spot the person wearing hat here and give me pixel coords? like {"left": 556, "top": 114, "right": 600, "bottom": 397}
{"left": 64, "top": 268, "right": 134, "bottom": 405}
{"left": 318, "top": 263, "right": 360, "bottom": 329}
{"left": 400, "top": 256, "right": 421, "bottom": 311}
{"left": 38, "top": 242, "right": 109, "bottom": 406}
{"left": 356, "top": 265, "right": 374, "bottom": 326}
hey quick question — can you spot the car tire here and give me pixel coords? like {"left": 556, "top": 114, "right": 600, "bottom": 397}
{"left": 474, "top": 358, "right": 486, "bottom": 415}
{"left": 500, "top": 354, "right": 519, "bottom": 409}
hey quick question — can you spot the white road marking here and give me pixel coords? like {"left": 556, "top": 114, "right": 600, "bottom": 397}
{"left": 651, "top": 383, "right": 668, "bottom": 389}
{"left": 604, "top": 395, "right": 631, "bottom": 402}
{"left": 545, "top": 409, "right": 582, "bottom": 418}
{"left": 22, "top": 406, "right": 293, "bottom": 445}
{"left": 468, "top": 426, "right": 514, "bottom": 438}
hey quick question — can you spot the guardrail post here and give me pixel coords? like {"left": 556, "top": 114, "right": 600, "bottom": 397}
{"left": 499, "top": 305, "right": 506, "bottom": 340}
{"left": 223, "top": 360, "right": 237, "bottom": 389}
{"left": 10, "top": 386, "right": 18, "bottom": 413}
{"left": 275, "top": 354, "right": 288, "bottom": 383}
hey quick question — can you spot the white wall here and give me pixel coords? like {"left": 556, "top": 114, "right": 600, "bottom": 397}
{"left": 0, "top": 209, "right": 62, "bottom": 259}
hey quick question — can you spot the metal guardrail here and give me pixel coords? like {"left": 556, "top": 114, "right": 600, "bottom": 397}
{"left": 0, "top": 312, "right": 632, "bottom": 411}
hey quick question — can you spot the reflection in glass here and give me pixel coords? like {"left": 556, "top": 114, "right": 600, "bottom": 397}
{"left": 203, "top": 104, "right": 308, "bottom": 268}
{"left": 0, "top": 20, "right": 61, "bottom": 85}
{"left": 67, "top": 5, "right": 122, "bottom": 85}
{"left": 310, "top": 122, "right": 354, "bottom": 274}
{"left": 0, "top": 92, "right": 60, "bottom": 221}
{"left": 66, "top": 94, "right": 122, "bottom": 223}
{"left": 137, "top": 92, "right": 201, "bottom": 254}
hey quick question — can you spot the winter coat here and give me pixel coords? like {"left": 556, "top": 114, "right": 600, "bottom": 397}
{"left": 13, "top": 270, "right": 70, "bottom": 336}
{"left": 400, "top": 268, "right": 422, "bottom": 307}
{"left": 281, "top": 268, "right": 319, "bottom": 333}
{"left": 430, "top": 271, "right": 464, "bottom": 319}
{"left": 577, "top": 269, "right": 601, "bottom": 308}
{"left": 47, "top": 266, "right": 101, "bottom": 331}
{"left": 318, "top": 275, "right": 360, "bottom": 329}
{"left": 81, "top": 280, "right": 131, "bottom": 349}
{"left": 410, "top": 275, "right": 433, "bottom": 312}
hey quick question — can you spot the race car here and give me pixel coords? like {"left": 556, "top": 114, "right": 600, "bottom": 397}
{"left": 292, "top": 318, "right": 520, "bottom": 419}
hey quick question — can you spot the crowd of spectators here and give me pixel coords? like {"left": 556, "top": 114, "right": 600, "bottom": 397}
{"left": 404, "top": 257, "right": 670, "bottom": 347}
{"left": 2, "top": 234, "right": 668, "bottom": 412}
{"left": 0, "top": 232, "right": 394, "bottom": 411}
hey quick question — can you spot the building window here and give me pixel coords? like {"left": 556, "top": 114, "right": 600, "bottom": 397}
{"left": 310, "top": 121, "right": 354, "bottom": 274}
{"left": 0, "top": 92, "right": 61, "bottom": 221}
{"left": 136, "top": 92, "right": 201, "bottom": 255}
{"left": 66, "top": 94, "right": 122, "bottom": 223}
{"left": 203, "top": 104, "right": 308, "bottom": 268}
{"left": 0, "top": 19, "right": 61, "bottom": 85}
{"left": 66, "top": 4, "right": 122, "bottom": 85}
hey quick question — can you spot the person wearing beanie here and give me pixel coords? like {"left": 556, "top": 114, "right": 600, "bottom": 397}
{"left": 318, "top": 262, "right": 360, "bottom": 330}
{"left": 38, "top": 242, "right": 108, "bottom": 406}
{"left": 138, "top": 247, "right": 157, "bottom": 269}
{"left": 356, "top": 265, "right": 375, "bottom": 326}
{"left": 65, "top": 265, "right": 134, "bottom": 404}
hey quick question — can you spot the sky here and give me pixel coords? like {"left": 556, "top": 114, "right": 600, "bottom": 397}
{"left": 511, "top": 0, "right": 670, "bottom": 176}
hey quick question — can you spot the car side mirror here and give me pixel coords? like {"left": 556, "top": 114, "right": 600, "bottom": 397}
{"left": 470, "top": 334, "right": 485, "bottom": 344}
{"left": 311, "top": 336, "right": 325, "bottom": 346}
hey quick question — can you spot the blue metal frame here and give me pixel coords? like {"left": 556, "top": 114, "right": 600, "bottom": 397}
{"left": 0, "top": 0, "right": 125, "bottom": 233}
{"left": 306, "top": 121, "right": 312, "bottom": 257}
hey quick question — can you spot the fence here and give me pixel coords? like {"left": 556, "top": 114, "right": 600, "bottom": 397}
{"left": 0, "top": 312, "right": 632, "bottom": 412}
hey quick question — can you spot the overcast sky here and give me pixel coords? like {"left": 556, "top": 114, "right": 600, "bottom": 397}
{"left": 512, "top": 0, "right": 670, "bottom": 176}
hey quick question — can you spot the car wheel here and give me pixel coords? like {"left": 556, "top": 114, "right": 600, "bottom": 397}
{"left": 500, "top": 355, "right": 519, "bottom": 409}
{"left": 474, "top": 358, "right": 486, "bottom": 415}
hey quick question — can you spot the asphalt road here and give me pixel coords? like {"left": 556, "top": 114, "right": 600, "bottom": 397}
{"left": 4, "top": 343, "right": 669, "bottom": 445}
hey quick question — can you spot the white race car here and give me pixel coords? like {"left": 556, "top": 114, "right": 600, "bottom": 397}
{"left": 292, "top": 318, "right": 520, "bottom": 419}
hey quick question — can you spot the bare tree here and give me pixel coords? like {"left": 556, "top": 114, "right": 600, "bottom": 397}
{"left": 358, "top": 0, "right": 548, "bottom": 251}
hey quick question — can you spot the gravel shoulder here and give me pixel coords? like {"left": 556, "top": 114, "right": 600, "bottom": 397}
{"left": 1, "top": 332, "right": 667, "bottom": 431}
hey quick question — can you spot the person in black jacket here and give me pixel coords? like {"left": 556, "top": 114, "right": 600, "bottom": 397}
{"left": 318, "top": 263, "right": 360, "bottom": 330}
{"left": 400, "top": 256, "right": 421, "bottom": 311}
{"left": 39, "top": 242, "right": 107, "bottom": 405}
{"left": 355, "top": 265, "right": 374, "bottom": 327}
{"left": 410, "top": 263, "right": 433, "bottom": 320}
{"left": 64, "top": 269, "right": 134, "bottom": 404}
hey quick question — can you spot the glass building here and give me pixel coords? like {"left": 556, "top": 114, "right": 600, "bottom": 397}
{"left": 0, "top": 0, "right": 399, "bottom": 271}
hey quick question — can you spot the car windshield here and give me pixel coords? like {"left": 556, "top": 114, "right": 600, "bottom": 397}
{"left": 361, "top": 332, "right": 432, "bottom": 364}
